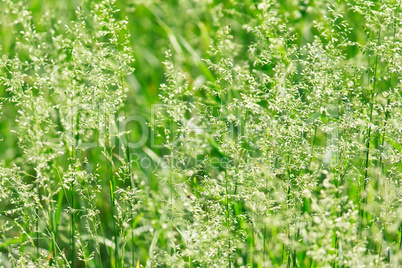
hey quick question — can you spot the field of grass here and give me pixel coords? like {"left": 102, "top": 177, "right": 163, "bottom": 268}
{"left": 0, "top": 0, "right": 402, "bottom": 267}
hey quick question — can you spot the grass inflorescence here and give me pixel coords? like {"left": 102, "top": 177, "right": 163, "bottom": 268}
{"left": 0, "top": 0, "right": 402, "bottom": 267}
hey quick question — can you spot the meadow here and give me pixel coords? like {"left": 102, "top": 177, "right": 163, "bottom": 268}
{"left": 0, "top": 0, "right": 402, "bottom": 267}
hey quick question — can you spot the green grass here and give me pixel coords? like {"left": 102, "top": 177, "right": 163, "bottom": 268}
{"left": 0, "top": 0, "right": 402, "bottom": 267}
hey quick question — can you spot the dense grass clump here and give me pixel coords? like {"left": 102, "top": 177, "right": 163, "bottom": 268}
{"left": 0, "top": 0, "right": 402, "bottom": 267}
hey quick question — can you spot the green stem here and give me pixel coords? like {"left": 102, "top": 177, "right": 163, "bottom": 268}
{"left": 36, "top": 206, "right": 39, "bottom": 260}
{"left": 71, "top": 182, "right": 75, "bottom": 268}
{"left": 109, "top": 158, "right": 118, "bottom": 268}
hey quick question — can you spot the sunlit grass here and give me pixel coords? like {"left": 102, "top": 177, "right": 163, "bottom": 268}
{"left": 0, "top": 0, "right": 401, "bottom": 267}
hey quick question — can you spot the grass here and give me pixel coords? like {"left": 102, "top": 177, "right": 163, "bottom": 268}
{"left": 0, "top": 0, "right": 402, "bottom": 267}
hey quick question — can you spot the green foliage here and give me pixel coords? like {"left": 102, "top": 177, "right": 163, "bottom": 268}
{"left": 0, "top": 0, "right": 402, "bottom": 267}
